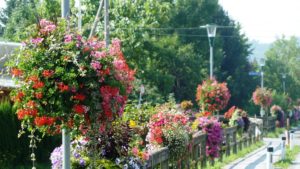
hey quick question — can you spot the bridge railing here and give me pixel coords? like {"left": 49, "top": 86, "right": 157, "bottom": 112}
{"left": 146, "top": 117, "right": 270, "bottom": 168}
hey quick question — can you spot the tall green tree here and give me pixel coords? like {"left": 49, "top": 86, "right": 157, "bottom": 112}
{"left": 1, "top": 0, "right": 254, "bottom": 108}
{"left": 264, "top": 36, "right": 300, "bottom": 100}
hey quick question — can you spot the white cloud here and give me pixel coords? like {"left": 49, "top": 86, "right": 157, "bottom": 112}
{"left": 219, "top": 0, "right": 300, "bottom": 43}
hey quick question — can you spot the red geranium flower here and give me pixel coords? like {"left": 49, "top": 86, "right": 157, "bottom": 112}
{"left": 73, "top": 104, "right": 85, "bottom": 114}
{"left": 33, "top": 81, "right": 45, "bottom": 89}
{"left": 28, "top": 75, "right": 39, "bottom": 82}
{"left": 73, "top": 93, "right": 86, "bottom": 101}
{"left": 35, "top": 92, "right": 43, "bottom": 99}
{"left": 14, "top": 91, "right": 25, "bottom": 102}
{"left": 57, "top": 82, "right": 69, "bottom": 92}
{"left": 27, "top": 100, "right": 37, "bottom": 108}
{"left": 34, "top": 116, "right": 55, "bottom": 127}
{"left": 11, "top": 68, "right": 23, "bottom": 76}
{"left": 42, "top": 70, "right": 54, "bottom": 78}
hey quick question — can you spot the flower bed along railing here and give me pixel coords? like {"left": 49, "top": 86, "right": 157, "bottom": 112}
{"left": 145, "top": 118, "right": 268, "bottom": 169}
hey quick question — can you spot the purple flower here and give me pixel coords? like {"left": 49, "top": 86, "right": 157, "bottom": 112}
{"left": 31, "top": 38, "right": 44, "bottom": 44}
{"left": 79, "top": 159, "right": 85, "bottom": 166}
{"left": 196, "top": 117, "right": 223, "bottom": 159}
{"left": 73, "top": 152, "right": 80, "bottom": 159}
{"left": 50, "top": 146, "right": 62, "bottom": 169}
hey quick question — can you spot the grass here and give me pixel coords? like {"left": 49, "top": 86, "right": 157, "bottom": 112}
{"left": 265, "top": 127, "right": 285, "bottom": 138}
{"left": 274, "top": 146, "right": 300, "bottom": 169}
{"left": 205, "top": 141, "right": 264, "bottom": 169}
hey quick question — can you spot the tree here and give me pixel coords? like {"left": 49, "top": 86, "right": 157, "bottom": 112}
{"left": 264, "top": 36, "right": 300, "bottom": 100}
{"left": 2, "top": 0, "right": 254, "bottom": 108}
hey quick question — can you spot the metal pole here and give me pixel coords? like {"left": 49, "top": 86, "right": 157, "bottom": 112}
{"left": 283, "top": 80, "right": 286, "bottom": 93}
{"left": 137, "top": 85, "right": 145, "bottom": 109}
{"left": 261, "top": 71, "right": 264, "bottom": 88}
{"left": 210, "top": 45, "right": 213, "bottom": 79}
{"left": 62, "top": 128, "right": 70, "bottom": 169}
{"left": 104, "top": 0, "right": 109, "bottom": 47}
{"left": 61, "top": 1, "right": 71, "bottom": 169}
{"left": 61, "top": 0, "right": 70, "bottom": 18}
{"left": 89, "top": 0, "right": 104, "bottom": 38}
{"left": 77, "top": 0, "right": 82, "bottom": 32}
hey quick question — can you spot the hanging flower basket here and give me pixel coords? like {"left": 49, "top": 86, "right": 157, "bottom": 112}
{"left": 252, "top": 87, "right": 272, "bottom": 108}
{"left": 196, "top": 79, "right": 231, "bottom": 114}
{"left": 9, "top": 19, "right": 134, "bottom": 138}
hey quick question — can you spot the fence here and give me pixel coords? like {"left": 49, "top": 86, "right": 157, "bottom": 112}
{"left": 146, "top": 117, "right": 275, "bottom": 169}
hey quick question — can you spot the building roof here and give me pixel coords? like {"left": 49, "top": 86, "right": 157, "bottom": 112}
{"left": 0, "top": 41, "right": 21, "bottom": 88}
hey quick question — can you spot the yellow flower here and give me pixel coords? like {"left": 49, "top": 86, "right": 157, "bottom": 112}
{"left": 129, "top": 120, "right": 137, "bottom": 128}
{"left": 192, "top": 120, "right": 199, "bottom": 130}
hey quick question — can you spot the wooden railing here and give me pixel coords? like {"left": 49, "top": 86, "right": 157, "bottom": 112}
{"left": 146, "top": 118, "right": 271, "bottom": 169}
{"left": 262, "top": 116, "right": 276, "bottom": 133}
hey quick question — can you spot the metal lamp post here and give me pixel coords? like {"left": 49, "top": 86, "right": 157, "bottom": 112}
{"left": 282, "top": 73, "right": 286, "bottom": 93}
{"left": 61, "top": 1, "right": 71, "bottom": 169}
{"left": 259, "top": 57, "right": 265, "bottom": 88}
{"left": 259, "top": 57, "right": 266, "bottom": 117}
{"left": 201, "top": 24, "right": 217, "bottom": 79}
{"left": 137, "top": 85, "right": 145, "bottom": 109}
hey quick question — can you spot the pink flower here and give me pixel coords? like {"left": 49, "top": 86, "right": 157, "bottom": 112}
{"left": 91, "top": 61, "right": 101, "bottom": 70}
{"left": 40, "top": 19, "right": 53, "bottom": 27}
{"left": 109, "top": 39, "right": 121, "bottom": 56}
{"left": 142, "top": 152, "right": 149, "bottom": 160}
{"left": 31, "top": 38, "right": 44, "bottom": 44}
{"left": 132, "top": 147, "right": 139, "bottom": 156}
{"left": 113, "top": 59, "right": 125, "bottom": 70}
{"left": 64, "top": 34, "right": 72, "bottom": 43}
{"left": 91, "top": 51, "right": 106, "bottom": 59}
{"left": 76, "top": 35, "right": 82, "bottom": 41}
{"left": 45, "top": 25, "right": 56, "bottom": 31}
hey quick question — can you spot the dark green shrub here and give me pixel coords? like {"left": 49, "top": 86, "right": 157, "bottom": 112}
{"left": 0, "top": 97, "right": 60, "bottom": 168}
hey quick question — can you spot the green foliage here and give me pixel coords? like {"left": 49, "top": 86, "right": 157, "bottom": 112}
{"left": 0, "top": 97, "right": 60, "bottom": 167}
{"left": 0, "top": 98, "right": 18, "bottom": 167}
{"left": 274, "top": 145, "right": 300, "bottom": 169}
{"left": 2, "top": 0, "right": 254, "bottom": 109}
{"left": 265, "top": 128, "right": 285, "bottom": 138}
{"left": 264, "top": 36, "right": 300, "bottom": 100}
{"left": 271, "top": 91, "right": 291, "bottom": 112}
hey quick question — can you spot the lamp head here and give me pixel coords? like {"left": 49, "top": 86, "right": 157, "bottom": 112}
{"left": 206, "top": 24, "right": 217, "bottom": 38}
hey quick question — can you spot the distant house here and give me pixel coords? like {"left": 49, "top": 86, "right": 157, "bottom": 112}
{"left": 0, "top": 41, "right": 21, "bottom": 96}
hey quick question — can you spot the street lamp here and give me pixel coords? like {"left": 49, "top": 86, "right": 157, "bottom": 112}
{"left": 258, "top": 57, "right": 266, "bottom": 117}
{"left": 201, "top": 24, "right": 217, "bottom": 79}
{"left": 258, "top": 57, "right": 265, "bottom": 88}
{"left": 282, "top": 73, "right": 286, "bottom": 93}
{"left": 137, "top": 85, "right": 145, "bottom": 109}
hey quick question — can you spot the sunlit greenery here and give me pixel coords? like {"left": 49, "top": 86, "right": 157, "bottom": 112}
{"left": 274, "top": 146, "right": 300, "bottom": 169}
{"left": 205, "top": 141, "right": 264, "bottom": 169}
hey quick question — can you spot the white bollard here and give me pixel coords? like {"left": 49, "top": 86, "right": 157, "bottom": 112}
{"left": 281, "top": 137, "right": 286, "bottom": 160}
{"left": 266, "top": 146, "right": 274, "bottom": 169}
{"left": 290, "top": 130, "right": 295, "bottom": 149}
{"left": 285, "top": 130, "right": 289, "bottom": 146}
